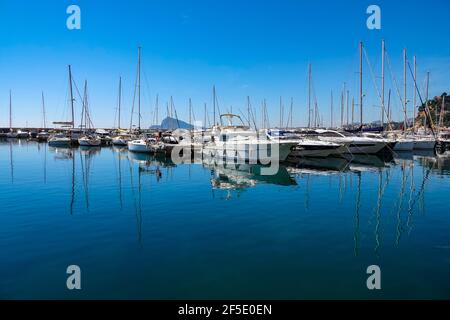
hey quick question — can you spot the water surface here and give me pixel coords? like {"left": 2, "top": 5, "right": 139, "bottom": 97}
{"left": 0, "top": 139, "right": 449, "bottom": 299}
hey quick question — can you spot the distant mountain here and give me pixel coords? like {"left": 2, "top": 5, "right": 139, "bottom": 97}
{"left": 150, "top": 117, "right": 193, "bottom": 130}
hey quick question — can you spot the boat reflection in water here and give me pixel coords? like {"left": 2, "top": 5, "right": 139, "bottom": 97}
{"left": 203, "top": 160, "right": 296, "bottom": 199}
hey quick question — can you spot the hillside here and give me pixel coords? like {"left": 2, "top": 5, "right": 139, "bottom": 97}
{"left": 414, "top": 93, "right": 449, "bottom": 128}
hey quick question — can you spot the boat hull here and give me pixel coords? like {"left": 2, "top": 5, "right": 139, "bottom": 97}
{"left": 128, "top": 140, "right": 154, "bottom": 153}
{"left": 112, "top": 139, "right": 129, "bottom": 146}
{"left": 203, "top": 142, "right": 296, "bottom": 163}
{"left": 413, "top": 139, "right": 436, "bottom": 150}
{"left": 48, "top": 138, "right": 71, "bottom": 147}
{"left": 393, "top": 140, "right": 414, "bottom": 151}
{"left": 290, "top": 145, "right": 341, "bottom": 158}
{"left": 78, "top": 138, "right": 102, "bottom": 147}
{"left": 347, "top": 142, "right": 386, "bottom": 154}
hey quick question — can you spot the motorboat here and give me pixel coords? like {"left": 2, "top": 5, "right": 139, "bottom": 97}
{"left": 267, "top": 129, "right": 345, "bottom": 158}
{"left": 203, "top": 114, "right": 297, "bottom": 163}
{"left": 315, "top": 129, "right": 387, "bottom": 155}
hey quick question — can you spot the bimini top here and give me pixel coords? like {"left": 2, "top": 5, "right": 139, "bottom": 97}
{"left": 219, "top": 114, "right": 248, "bottom": 129}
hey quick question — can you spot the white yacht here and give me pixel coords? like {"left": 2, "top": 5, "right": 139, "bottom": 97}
{"left": 203, "top": 114, "right": 297, "bottom": 163}
{"left": 267, "top": 129, "right": 344, "bottom": 158}
{"left": 315, "top": 129, "right": 387, "bottom": 155}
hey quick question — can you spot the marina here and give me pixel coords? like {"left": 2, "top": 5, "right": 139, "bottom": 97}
{"left": 1, "top": 0, "right": 449, "bottom": 303}
{"left": 0, "top": 139, "right": 449, "bottom": 299}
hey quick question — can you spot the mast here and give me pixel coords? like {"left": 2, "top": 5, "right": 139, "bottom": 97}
{"left": 118, "top": 76, "right": 122, "bottom": 129}
{"left": 330, "top": 90, "right": 333, "bottom": 128}
{"left": 189, "top": 98, "right": 192, "bottom": 129}
{"left": 403, "top": 48, "right": 407, "bottom": 132}
{"left": 279, "top": 96, "right": 283, "bottom": 128}
{"left": 381, "top": 39, "right": 385, "bottom": 130}
{"left": 308, "top": 63, "right": 311, "bottom": 128}
{"left": 340, "top": 85, "right": 344, "bottom": 128}
{"left": 359, "top": 42, "right": 363, "bottom": 127}
{"left": 204, "top": 102, "right": 207, "bottom": 128}
{"left": 247, "top": 96, "right": 251, "bottom": 127}
{"left": 137, "top": 47, "right": 141, "bottom": 131}
{"left": 346, "top": 89, "right": 349, "bottom": 126}
{"left": 387, "top": 89, "right": 391, "bottom": 126}
{"left": 289, "top": 97, "right": 293, "bottom": 128}
{"left": 387, "top": 89, "right": 392, "bottom": 127}
{"left": 9, "top": 90, "right": 12, "bottom": 131}
{"left": 213, "top": 85, "right": 216, "bottom": 126}
{"left": 439, "top": 95, "right": 445, "bottom": 132}
{"left": 424, "top": 71, "right": 429, "bottom": 133}
{"left": 351, "top": 97, "right": 355, "bottom": 126}
{"left": 155, "top": 94, "right": 159, "bottom": 127}
{"left": 83, "top": 80, "right": 88, "bottom": 132}
{"left": 41, "top": 91, "right": 46, "bottom": 129}
{"left": 68, "top": 65, "right": 75, "bottom": 130}
{"left": 413, "top": 56, "right": 417, "bottom": 132}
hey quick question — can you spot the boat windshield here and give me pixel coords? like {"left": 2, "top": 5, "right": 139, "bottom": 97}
{"left": 318, "top": 131, "right": 346, "bottom": 137}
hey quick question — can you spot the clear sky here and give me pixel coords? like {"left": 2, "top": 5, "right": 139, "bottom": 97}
{"left": 0, "top": 0, "right": 449, "bottom": 128}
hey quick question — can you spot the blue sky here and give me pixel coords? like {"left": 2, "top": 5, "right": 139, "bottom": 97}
{"left": 0, "top": 0, "right": 449, "bottom": 128}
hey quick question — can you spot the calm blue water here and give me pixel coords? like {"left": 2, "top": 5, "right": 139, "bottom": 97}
{"left": 0, "top": 139, "right": 449, "bottom": 299}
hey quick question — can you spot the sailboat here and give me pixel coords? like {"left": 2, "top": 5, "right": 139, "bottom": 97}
{"left": 37, "top": 92, "right": 50, "bottom": 141}
{"left": 412, "top": 70, "right": 436, "bottom": 150}
{"left": 391, "top": 49, "right": 414, "bottom": 151}
{"left": 49, "top": 65, "right": 75, "bottom": 147}
{"left": 112, "top": 77, "right": 132, "bottom": 146}
{"left": 6, "top": 91, "right": 29, "bottom": 139}
{"left": 128, "top": 47, "right": 159, "bottom": 153}
{"left": 78, "top": 81, "right": 101, "bottom": 147}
